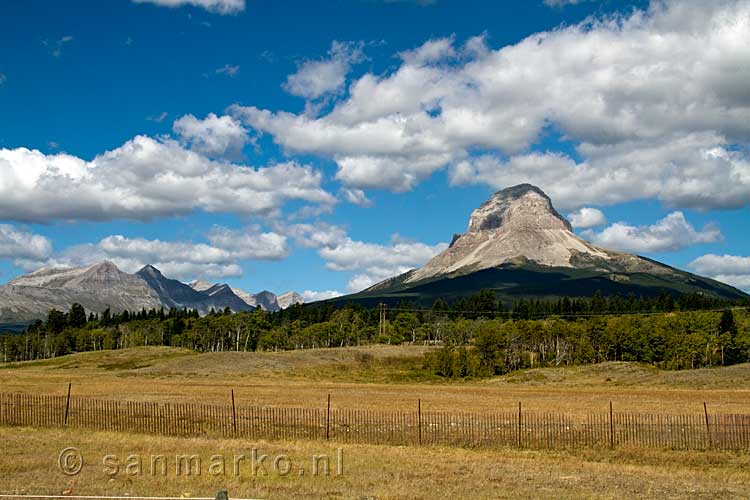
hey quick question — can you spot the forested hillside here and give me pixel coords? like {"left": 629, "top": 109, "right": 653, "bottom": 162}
{"left": 2, "top": 291, "right": 748, "bottom": 376}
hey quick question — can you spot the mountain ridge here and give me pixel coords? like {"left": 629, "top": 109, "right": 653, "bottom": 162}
{"left": 0, "top": 262, "right": 306, "bottom": 323}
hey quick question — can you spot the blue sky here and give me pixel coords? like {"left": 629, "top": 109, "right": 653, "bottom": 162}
{"left": 0, "top": 0, "right": 748, "bottom": 298}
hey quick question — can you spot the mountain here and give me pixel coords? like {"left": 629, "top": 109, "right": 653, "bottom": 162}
{"left": 192, "top": 284, "right": 305, "bottom": 312}
{"left": 243, "top": 290, "right": 281, "bottom": 311}
{"left": 135, "top": 266, "right": 253, "bottom": 314}
{"left": 0, "top": 261, "right": 163, "bottom": 323}
{"left": 331, "top": 184, "right": 748, "bottom": 307}
{"left": 0, "top": 262, "right": 254, "bottom": 324}
{"left": 278, "top": 291, "right": 304, "bottom": 309}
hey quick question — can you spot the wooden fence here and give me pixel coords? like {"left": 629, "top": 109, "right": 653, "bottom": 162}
{"left": 1, "top": 392, "right": 749, "bottom": 451}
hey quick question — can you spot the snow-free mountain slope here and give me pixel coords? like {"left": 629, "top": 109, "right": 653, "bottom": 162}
{"left": 335, "top": 184, "right": 748, "bottom": 306}
{"left": 0, "top": 262, "right": 254, "bottom": 324}
{"left": 0, "top": 261, "right": 164, "bottom": 323}
{"left": 278, "top": 291, "right": 304, "bottom": 309}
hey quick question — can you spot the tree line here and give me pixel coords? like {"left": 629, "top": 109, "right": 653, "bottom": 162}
{"left": 1, "top": 291, "right": 748, "bottom": 377}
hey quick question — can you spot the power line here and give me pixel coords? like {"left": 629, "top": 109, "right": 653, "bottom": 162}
{"left": 376, "top": 305, "right": 750, "bottom": 321}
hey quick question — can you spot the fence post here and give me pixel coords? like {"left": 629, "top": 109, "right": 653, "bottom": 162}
{"left": 609, "top": 401, "right": 614, "bottom": 448}
{"left": 231, "top": 389, "right": 237, "bottom": 436}
{"left": 418, "top": 399, "right": 422, "bottom": 446}
{"left": 326, "top": 394, "right": 331, "bottom": 441}
{"left": 64, "top": 382, "right": 72, "bottom": 426}
{"left": 704, "top": 402, "right": 711, "bottom": 448}
{"left": 517, "top": 402, "right": 522, "bottom": 448}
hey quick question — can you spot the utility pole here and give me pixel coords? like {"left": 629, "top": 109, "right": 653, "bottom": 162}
{"left": 379, "top": 303, "right": 386, "bottom": 337}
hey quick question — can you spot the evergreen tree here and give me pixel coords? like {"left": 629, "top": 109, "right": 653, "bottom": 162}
{"left": 68, "top": 303, "right": 87, "bottom": 329}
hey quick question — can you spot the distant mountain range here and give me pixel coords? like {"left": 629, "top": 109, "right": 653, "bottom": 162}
{"left": 331, "top": 184, "right": 749, "bottom": 307}
{"left": 188, "top": 280, "right": 303, "bottom": 312}
{"left": 0, "top": 261, "right": 304, "bottom": 324}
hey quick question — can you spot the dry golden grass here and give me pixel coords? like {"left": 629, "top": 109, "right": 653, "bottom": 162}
{"left": 2, "top": 425, "right": 750, "bottom": 500}
{"left": 3, "top": 347, "right": 750, "bottom": 499}
{"left": 2, "top": 346, "right": 750, "bottom": 417}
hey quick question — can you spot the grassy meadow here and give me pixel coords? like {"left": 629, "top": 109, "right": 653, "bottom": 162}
{"left": 3, "top": 346, "right": 750, "bottom": 499}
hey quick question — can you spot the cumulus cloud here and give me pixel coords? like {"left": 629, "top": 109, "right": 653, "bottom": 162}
{"left": 582, "top": 212, "right": 722, "bottom": 254}
{"left": 173, "top": 113, "right": 249, "bottom": 159}
{"left": 0, "top": 135, "right": 334, "bottom": 223}
{"left": 283, "top": 41, "right": 365, "bottom": 100}
{"left": 567, "top": 207, "right": 606, "bottom": 228}
{"left": 398, "top": 36, "right": 456, "bottom": 65}
{"left": 317, "top": 236, "right": 447, "bottom": 292}
{"left": 279, "top": 222, "right": 447, "bottom": 291}
{"left": 17, "top": 226, "right": 288, "bottom": 281}
{"left": 232, "top": 1, "right": 750, "bottom": 209}
{"left": 302, "top": 289, "right": 344, "bottom": 302}
{"left": 688, "top": 254, "right": 750, "bottom": 291}
{"left": 131, "top": 0, "right": 244, "bottom": 14}
{"left": 0, "top": 225, "right": 52, "bottom": 262}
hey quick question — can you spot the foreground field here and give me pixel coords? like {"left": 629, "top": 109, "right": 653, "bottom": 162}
{"left": 3, "top": 347, "right": 750, "bottom": 499}
{"left": 2, "top": 426, "right": 750, "bottom": 500}
{"left": 2, "top": 346, "right": 750, "bottom": 416}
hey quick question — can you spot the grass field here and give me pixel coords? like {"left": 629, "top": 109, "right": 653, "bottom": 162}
{"left": 2, "top": 426, "right": 750, "bottom": 500}
{"left": 2, "top": 346, "right": 750, "bottom": 416}
{"left": 3, "top": 346, "right": 750, "bottom": 499}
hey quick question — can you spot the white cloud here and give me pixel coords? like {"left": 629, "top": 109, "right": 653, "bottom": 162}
{"left": 16, "top": 226, "right": 287, "bottom": 281}
{"left": 232, "top": 1, "right": 750, "bottom": 209}
{"left": 398, "top": 36, "right": 456, "bottom": 65}
{"left": 131, "top": 0, "right": 244, "bottom": 14}
{"left": 340, "top": 187, "right": 373, "bottom": 207}
{"left": 279, "top": 222, "right": 349, "bottom": 249}
{"left": 0, "top": 135, "right": 334, "bottom": 223}
{"left": 0, "top": 225, "right": 52, "bottom": 262}
{"left": 688, "top": 254, "right": 750, "bottom": 291}
{"left": 568, "top": 207, "right": 607, "bottom": 228}
{"left": 278, "top": 222, "right": 446, "bottom": 292}
{"left": 205, "top": 225, "right": 288, "bottom": 260}
{"left": 302, "top": 290, "right": 344, "bottom": 302}
{"left": 449, "top": 134, "right": 750, "bottom": 211}
{"left": 173, "top": 113, "right": 249, "bottom": 159}
{"left": 317, "top": 234, "right": 447, "bottom": 292}
{"left": 283, "top": 41, "right": 365, "bottom": 100}
{"left": 582, "top": 211, "right": 722, "bottom": 254}
{"left": 216, "top": 64, "right": 240, "bottom": 77}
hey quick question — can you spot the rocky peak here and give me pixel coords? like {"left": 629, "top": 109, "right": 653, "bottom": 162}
{"left": 404, "top": 184, "right": 609, "bottom": 283}
{"left": 73, "top": 260, "right": 127, "bottom": 286}
{"left": 137, "top": 264, "right": 163, "bottom": 278}
{"left": 277, "top": 291, "right": 304, "bottom": 309}
{"left": 468, "top": 184, "right": 572, "bottom": 233}
{"left": 189, "top": 280, "right": 213, "bottom": 292}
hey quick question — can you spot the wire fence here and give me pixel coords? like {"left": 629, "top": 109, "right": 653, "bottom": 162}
{"left": 1, "top": 392, "right": 749, "bottom": 451}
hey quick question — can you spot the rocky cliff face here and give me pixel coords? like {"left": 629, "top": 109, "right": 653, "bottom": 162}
{"left": 406, "top": 184, "right": 669, "bottom": 284}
